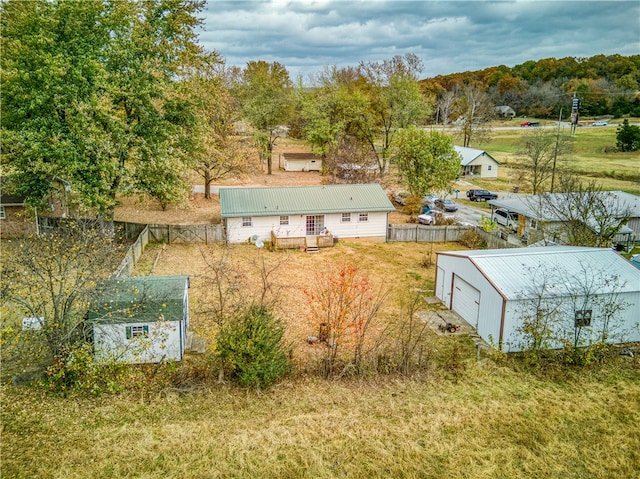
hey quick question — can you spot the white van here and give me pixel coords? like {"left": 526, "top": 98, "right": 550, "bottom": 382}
{"left": 492, "top": 208, "right": 518, "bottom": 230}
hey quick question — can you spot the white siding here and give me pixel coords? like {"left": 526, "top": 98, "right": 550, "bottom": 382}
{"left": 225, "top": 212, "right": 389, "bottom": 243}
{"left": 502, "top": 291, "right": 640, "bottom": 352}
{"left": 436, "top": 254, "right": 506, "bottom": 347}
{"left": 93, "top": 320, "right": 183, "bottom": 364}
{"left": 283, "top": 159, "right": 322, "bottom": 172}
{"left": 472, "top": 158, "right": 499, "bottom": 179}
{"left": 436, "top": 250, "right": 640, "bottom": 352}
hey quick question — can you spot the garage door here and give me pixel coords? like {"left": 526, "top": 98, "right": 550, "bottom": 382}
{"left": 452, "top": 276, "right": 480, "bottom": 327}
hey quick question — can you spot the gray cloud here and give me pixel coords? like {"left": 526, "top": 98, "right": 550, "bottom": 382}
{"left": 199, "top": 1, "right": 640, "bottom": 81}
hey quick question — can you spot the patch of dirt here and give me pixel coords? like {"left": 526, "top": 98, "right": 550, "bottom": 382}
{"left": 113, "top": 140, "right": 414, "bottom": 225}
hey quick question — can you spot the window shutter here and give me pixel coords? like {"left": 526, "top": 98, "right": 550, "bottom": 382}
{"left": 143, "top": 325, "right": 149, "bottom": 335}
{"left": 126, "top": 326, "right": 132, "bottom": 339}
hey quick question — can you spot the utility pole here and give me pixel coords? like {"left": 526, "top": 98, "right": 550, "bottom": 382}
{"left": 550, "top": 107, "right": 563, "bottom": 193}
{"left": 570, "top": 92, "right": 580, "bottom": 136}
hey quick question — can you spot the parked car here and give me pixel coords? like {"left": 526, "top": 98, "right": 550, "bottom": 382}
{"left": 592, "top": 120, "right": 608, "bottom": 126}
{"left": 420, "top": 194, "right": 438, "bottom": 213}
{"left": 520, "top": 121, "right": 540, "bottom": 127}
{"left": 418, "top": 209, "right": 455, "bottom": 225}
{"left": 435, "top": 198, "right": 458, "bottom": 212}
{"left": 492, "top": 208, "right": 518, "bottom": 230}
{"left": 466, "top": 189, "right": 498, "bottom": 202}
{"left": 417, "top": 213, "right": 435, "bottom": 225}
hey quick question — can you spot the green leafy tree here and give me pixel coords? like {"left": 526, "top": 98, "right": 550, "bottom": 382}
{"left": 236, "top": 61, "right": 293, "bottom": 175}
{"left": 616, "top": 119, "right": 640, "bottom": 152}
{"left": 1, "top": 0, "right": 207, "bottom": 220}
{"left": 186, "top": 64, "right": 250, "bottom": 198}
{"left": 392, "top": 126, "right": 460, "bottom": 207}
{"left": 357, "top": 54, "right": 431, "bottom": 173}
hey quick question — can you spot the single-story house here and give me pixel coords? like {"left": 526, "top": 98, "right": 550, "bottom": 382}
{"left": 280, "top": 152, "right": 323, "bottom": 172}
{"left": 488, "top": 191, "right": 640, "bottom": 246}
{"left": 455, "top": 146, "right": 500, "bottom": 179}
{"left": 219, "top": 184, "right": 395, "bottom": 244}
{"left": 88, "top": 275, "right": 190, "bottom": 364}
{"left": 435, "top": 246, "right": 640, "bottom": 352}
{"left": 495, "top": 105, "right": 516, "bottom": 118}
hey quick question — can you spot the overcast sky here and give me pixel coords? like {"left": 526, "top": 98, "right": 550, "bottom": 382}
{"left": 200, "top": 0, "right": 639, "bottom": 82}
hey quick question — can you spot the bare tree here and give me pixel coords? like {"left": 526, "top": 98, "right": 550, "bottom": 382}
{"left": 517, "top": 128, "right": 573, "bottom": 194}
{"left": 515, "top": 261, "right": 631, "bottom": 362}
{"left": 0, "top": 222, "right": 125, "bottom": 374}
{"left": 543, "top": 177, "right": 632, "bottom": 247}
{"left": 437, "top": 90, "right": 457, "bottom": 128}
{"left": 454, "top": 84, "right": 495, "bottom": 147}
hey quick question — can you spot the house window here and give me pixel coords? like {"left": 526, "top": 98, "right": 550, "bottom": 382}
{"left": 358, "top": 213, "right": 369, "bottom": 222}
{"left": 280, "top": 215, "right": 289, "bottom": 225}
{"left": 0, "top": 206, "right": 5, "bottom": 219}
{"left": 126, "top": 325, "right": 149, "bottom": 339}
{"left": 530, "top": 219, "right": 538, "bottom": 229}
{"left": 242, "top": 217, "right": 252, "bottom": 227}
{"left": 487, "top": 165, "right": 492, "bottom": 171}
{"left": 341, "top": 213, "right": 351, "bottom": 223}
{"left": 575, "top": 310, "right": 592, "bottom": 328}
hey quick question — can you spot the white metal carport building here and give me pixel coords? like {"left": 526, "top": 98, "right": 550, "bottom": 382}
{"left": 435, "top": 246, "right": 640, "bottom": 352}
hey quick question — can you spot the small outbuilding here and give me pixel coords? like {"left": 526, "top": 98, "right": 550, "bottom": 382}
{"left": 89, "top": 275, "right": 190, "bottom": 364}
{"left": 280, "top": 152, "right": 323, "bottom": 172}
{"left": 219, "top": 184, "right": 395, "bottom": 245}
{"left": 435, "top": 246, "right": 640, "bottom": 352}
{"left": 455, "top": 146, "right": 500, "bottom": 179}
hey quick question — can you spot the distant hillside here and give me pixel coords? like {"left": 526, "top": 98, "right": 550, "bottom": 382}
{"left": 420, "top": 54, "right": 640, "bottom": 119}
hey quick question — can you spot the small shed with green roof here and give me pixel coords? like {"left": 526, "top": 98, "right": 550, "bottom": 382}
{"left": 219, "top": 184, "right": 395, "bottom": 244}
{"left": 88, "top": 275, "right": 190, "bottom": 364}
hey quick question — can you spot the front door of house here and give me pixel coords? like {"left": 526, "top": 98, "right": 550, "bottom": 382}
{"left": 306, "top": 215, "right": 324, "bottom": 235}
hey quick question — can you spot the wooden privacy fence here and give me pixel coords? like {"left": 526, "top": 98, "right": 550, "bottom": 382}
{"left": 146, "top": 224, "right": 225, "bottom": 244}
{"left": 112, "top": 225, "right": 149, "bottom": 278}
{"left": 387, "top": 224, "right": 469, "bottom": 243}
{"left": 387, "top": 224, "right": 520, "bottom": 249}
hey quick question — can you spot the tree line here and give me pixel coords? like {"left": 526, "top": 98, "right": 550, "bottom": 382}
{"left": 421, "top": 54, "right": 640, "bottom": 119}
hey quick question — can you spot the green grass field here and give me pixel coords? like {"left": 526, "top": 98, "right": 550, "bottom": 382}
{"left": 474, "top": 122, "right": 640, "bottom": 195}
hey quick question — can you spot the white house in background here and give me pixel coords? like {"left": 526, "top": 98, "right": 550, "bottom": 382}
{"left": 435, "top": 246, "right": 640, "bottom": 352}
{"left": 219, "top": 184, "right": 395, "bottom": 244}
{"left": 280, "top": 152, "right": 323, "bottom": 172}
{"left": 455, "top": 145, "right": 500, "bottom": 179}
{"left": 89, "top": 275, "right": 190, "bottom": 364}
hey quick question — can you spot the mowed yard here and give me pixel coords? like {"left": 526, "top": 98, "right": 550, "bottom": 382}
{"left": 3, "top": 240, "right": 640, "bottom": 479}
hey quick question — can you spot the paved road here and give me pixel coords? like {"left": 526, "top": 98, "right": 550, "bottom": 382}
{"left": 454, "top": 201, "right": 491, "bottom": 227}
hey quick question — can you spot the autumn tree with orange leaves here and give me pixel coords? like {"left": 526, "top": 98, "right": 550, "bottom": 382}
{"left": 304, "top": 262, "right": 388, "bottom": 377}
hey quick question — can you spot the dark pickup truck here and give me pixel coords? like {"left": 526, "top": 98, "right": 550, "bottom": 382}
{"left": 466, "top": 189, "right": 498, "bottom": 202}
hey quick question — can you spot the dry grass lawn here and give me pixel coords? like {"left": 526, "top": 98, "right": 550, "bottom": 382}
{"left": 2, "top": 362, "right": 639, "bottom": 478}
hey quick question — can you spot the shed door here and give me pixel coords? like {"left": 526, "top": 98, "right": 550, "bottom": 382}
{"left": 452, "top": 276, "right": 480, "bottom": 327}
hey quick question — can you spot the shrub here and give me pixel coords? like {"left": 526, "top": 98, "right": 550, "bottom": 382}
{"left": 459, "top": 228, "right": 487, "bottom": 249}
{"left": 44, "top": 343, "right": 126, "bottom": 396}
{"left": 217, "top": 305, "right": 290, "bottom": 388}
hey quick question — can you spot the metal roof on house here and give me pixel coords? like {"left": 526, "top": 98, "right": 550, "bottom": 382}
{"left": 489, "top": 191, "right": 640, "bottom": 222}
{"left": 219, "top": 184, "right": 395, "bottom": 218}
{"left": 438, "top": 246, "right": 640, "bottom": 300}
{"left": 87, "top": 275, "right": 189, "bottom": 324}
{"left": 454, "top": 146, "right": 500, "bottom": 166}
